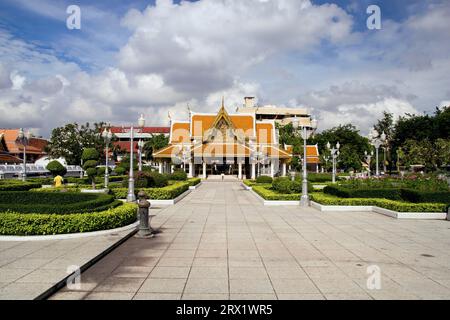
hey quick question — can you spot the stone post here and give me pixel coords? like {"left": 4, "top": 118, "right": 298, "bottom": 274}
{"left": 136, "top": 191, "right": 153, "bottom": 238}
{"left": 251, "top": 163, "right": 256, "bottom": 180}
{"left": 238, "top": 162, "right": 243, "bottom": 180}
{"left": 202, "top": 162, "right": 207, "bottom": 179}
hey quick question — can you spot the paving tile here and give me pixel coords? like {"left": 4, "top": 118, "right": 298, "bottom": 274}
{"left": 278, "top": 293, "right": 325, "bottom": 300}
{"left": 182, "top": 293, "right": 229, "bottom": 300}
{"left": 112, "top": 266, "right": 153, "bottom": 278}
{"left": 189, "top": 267, "right": 228, "bottom": 279}
{"left": 157, "top": 257, "right": 194, "bottom": 267}
{"left": 149, "top": 267, "right": 190, "bottom": 279}
{"left": 84, "top": 292, "right": 135, "bottom": 300}
{"left": 230, "top": 294, "right": 277, "bottom": 300}
{"left": 133, "top": 293, "right": 181, "bottom": 300}
{"left": 94, "top": 277, "right": 145, "bottom": 293}
{"left": 184, "top": 278, "right": 229, "bottom": 294}
{"left": 229, "top": 267, "right": 269, "bottom": 280}
{"left": 139, "top": 278, "right": 187, "bottom": 293}
{"left": 271, "top": 279, "right": 320, "bottom": 294}
{"left": 229, "top": 279, "right": 274, "bottom": 294}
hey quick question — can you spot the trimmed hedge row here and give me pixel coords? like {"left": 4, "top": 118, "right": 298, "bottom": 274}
{"left": 0, "top": 191, "right": 118, "bottom": 214}
{"left": 188, "top": 178, "right": 201, "bottom": 187}
{"left": 0, "top": 181, "right": 42, "bottom": 191}
{"left": 111, "top": 181, "right": 190, "bottom": 200}
{"left": 323, "top": 185, "right": 402, "bottom": 200}
{"left": 324, "top": 185, "right": 450, "bottom": 204}
{"left": 252, "top": 185, "right": 300, "bottom": 201}
{"left": 0, "top": 203, "right": 137, "bottom": 236}
{"left": 309, "top": 193, "right": 447, "bottom": 213}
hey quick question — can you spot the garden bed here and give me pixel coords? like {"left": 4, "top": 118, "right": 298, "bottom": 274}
{"left": 0, "top": 180, "right": 42, "bottom": 191}
{"left": 0, "top": 203, "right": 137, "bottom": 236}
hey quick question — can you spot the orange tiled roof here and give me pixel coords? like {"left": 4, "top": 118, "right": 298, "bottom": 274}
{"left": 170, "top": 122, "right": 191, "bottom": 143}
{"left": 256, "top": 123, "right": 274, "bottom": 144}
{"left": 191, "top": 114, "right": 254, "bottom": 139}
{"left": 0, "top": 129, "right": 48, "bottom": 155}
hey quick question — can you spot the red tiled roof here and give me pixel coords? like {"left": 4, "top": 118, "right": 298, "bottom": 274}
{"left": 114, "top": 141, "right": 139, "bottom": 153}
{"left": 110, "top": 127, "right": 170, "bottom": 134}
{"left": 0, "top": 129, "right": 48, "bottom": 155}
{"left": 0, "top": 152, "right": 21, "bottom": 164}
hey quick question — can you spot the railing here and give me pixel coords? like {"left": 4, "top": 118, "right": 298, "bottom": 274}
{"left": 0, "top": 164, "right": 83, "bottom": 179}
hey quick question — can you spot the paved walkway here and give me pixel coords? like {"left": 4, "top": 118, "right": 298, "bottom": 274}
{"left": 0, "top": 228, "right": 136, "bottom": 299}
{"left": 51, "top": 181, "right": 450, "bottom": 300}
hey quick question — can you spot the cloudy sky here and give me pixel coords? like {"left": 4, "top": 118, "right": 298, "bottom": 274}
{"left": 0, "top": 0, "right": 449, "bottom": 137}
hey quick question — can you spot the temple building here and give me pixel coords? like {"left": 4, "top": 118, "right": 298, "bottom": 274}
{"left": 0, "top": 129, "right": 48, "bottom": 163}
{"left": 153, "top": 99, "right": 320, "bottom": 179}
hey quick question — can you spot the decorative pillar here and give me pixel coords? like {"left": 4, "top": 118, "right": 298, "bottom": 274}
{"left": 270, "top": 161, "right": 275, "bottom": 178}
{"left": 158, "top": 162, "right": 163, "bottom": 174}
{"left": 316, "top": 163, "right": 319, "bottom": 173}
{"left": 171, "top": 165, "right": 174, "bottom": 174}
{"left": 188, "top": 161, "right": 194, "bottom": 178}
{"left": 282, "top": 162, "right": 287, "bottom": 177}
{"left": 251, "top": 163, "right": 256, "bottom": 180}
{"left": 202, "top": 162, "right": 207, "bottom": 179}
{"left": 238, "top": 162, "right": 243, "bottom": 180}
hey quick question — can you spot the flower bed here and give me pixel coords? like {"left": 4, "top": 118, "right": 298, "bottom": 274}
{"left": 310, "top": 193, "right": 447, "bottom": 213}
{"left": 0, "top": 203, "right": 137, "bottom": 236}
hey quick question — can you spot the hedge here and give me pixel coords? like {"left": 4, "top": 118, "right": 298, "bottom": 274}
{"left": 310, "top": 193, "right": 447, "bottom": 213}
{"left": 324, "top": 185, "right": 450, "bottom": 204}
{"left": 111, "top": 181, "right": 190, "bottom": 200}
{"left": 0, "top": 203, "right": 137, "bottom": 236}
{"left": 323, "top": 185, "right": 402, "bottom": 200}
{"left": 0, "top": 180, "right": 42, "bottom": 191}
{"left": 252, "top": 185, "right": 300, "bottom": 201}
{"left": 0, "top": 191, "right": 118, "bottom": 214}
{"left": 256, "top": 176, "right": 273, "bottom": 184}
{"left": 307, "top": 173, "right": 333, "bottom": 183}
{"left": 188, "top": 178, "right": 201, "bottom": 187}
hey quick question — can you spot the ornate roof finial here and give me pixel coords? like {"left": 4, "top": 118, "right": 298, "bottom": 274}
{"left": 221, "top": 96, "right": 225, "bottom": 109}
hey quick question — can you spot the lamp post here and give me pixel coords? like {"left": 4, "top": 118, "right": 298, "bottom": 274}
{"left": 127, "top": 114, "right": 146, "bottom": 203}
{"left": 327, "top": 141, "right": 340, "bottom": 184}
{"left": 364, "top": 150, "right": 374, "bottom": 177}
{"left": 368, "top": 129, "right": 386, "bottom": 177}
{"left": 292, "top": 117, "right": 318, "bottom": 207}
{"left": 102, "top": 127, "right": 112, "bottom": 189}
{"left": 138, "top": 139, "right": 145, "bottom": 172}
{"left": 16, "top": 128, "right": 32, "bottom": 181}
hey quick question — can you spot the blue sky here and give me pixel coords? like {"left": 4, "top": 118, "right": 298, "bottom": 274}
{"left": 0, "top": 0, "right": 449, "bottom": 136}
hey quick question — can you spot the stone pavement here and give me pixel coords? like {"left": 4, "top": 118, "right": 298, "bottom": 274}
{"left": 51, "top": 181, "right": 450, "bottom": 300}
{"left": 0, "top": 228, "right": 137, "bottom": 300}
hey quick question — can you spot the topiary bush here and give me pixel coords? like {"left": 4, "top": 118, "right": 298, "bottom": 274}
{"left": 256, "top": 176, "right": 273, "bottom": 184}
{"left": 0, "top": 180, "right": 42, "bottom": 191}
{"left": 114, "top": 166, "right": 126, "bottom": 176}
{"left": 145, "top": 171, "right": 169, "bottom": 188}
{"left": 46, "top": 160, "right": 67, "bottom": 177}
{"left": 82, "top": 148, "right": 100, "bottom": 189}
{"left": 272, "top": 177, "right": 313, "bottom": 194}
{"left": 0, "top": 203, "right": 137, "bottom": 235}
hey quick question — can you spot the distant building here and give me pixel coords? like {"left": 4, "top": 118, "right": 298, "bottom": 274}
{"left": 237, "top": 97, "right": 312, "bottom": 126}
{"left": 109, "top": 126, "right": 170, "bottom": 161}
{"left": 0, "top": 129, "right": 48, "bottom": 163}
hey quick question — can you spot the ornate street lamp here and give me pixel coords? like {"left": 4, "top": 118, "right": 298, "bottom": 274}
{"left": 327, "top": 141, "right": 340, "bottom": 184}
{"left": 292, "top": 117, "right": 318, "bottom": 207}
{"left": 364, "top": 150, "right": 374, "bottom": 177}
{"left": 127, "top": 114, "right": 146, "bottom": 203}
{"left": 16, "top": 128, "right": 32, "bottom": 181}
{"left": 102, "top": 127, "right": 113, "bottom": 189}
{"left": 368, "top": 129, "right": 386, "bottom": 177}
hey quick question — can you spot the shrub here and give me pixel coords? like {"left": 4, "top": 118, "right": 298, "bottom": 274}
{"left": 145, "top": 171, "right": 169, "bottom": 188}
{"left": 252, "top": 185, "right": 300, "bottom": 201}
{"left": 82, "top": 148, "right": 100, "bottom": 189}
{"left": 0, "top": 180, "right": 42, "bottom": 191}
{"left": 46, "top": 160, "right": 67, "bottom": 177}
{"left": 307, "top": 173, "right": 332, "bottom": 183}
{"left": 188, "top": 178, "right": 201, "bottom": 187}
{"left": 323, "top": 185, "right": 402, "bottom": 200}
{"left": 0, "top": 191, "right": 118, "bottom": 214}
{"left": 0, "top": 203, "right": 137, "bottom": 235}
{"left": 310, "top": 193, "right": 447, "bottom": 213}
{"left": 400, "top": 189, "right": 450, "bottom": 204}
{"left": 114, "top": 167, "right": 126, "bottom": 176}
{"left": 170, "top": 170, "right": 188, "bottom": 181}
{"left": 111, "top": 181, "right": 189, "bottom": 200}
{"left": 272, "top": 177, "right": 313, "bottom": 194}
{"left": 256, "top": 176, "right": 273, "bottom": 184}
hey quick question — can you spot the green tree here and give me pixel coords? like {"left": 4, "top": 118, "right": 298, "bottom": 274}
{"left": 143, "top": 134, "right": 169, "bottom": 161}
{"left": 310, "top": 124, "right": 371, "bottom": 171}
{"left": 82, "top": 148, "right": 100, "bottom": 189}
{"left": 46, "top": 122, "right": 119, "bottom": 166}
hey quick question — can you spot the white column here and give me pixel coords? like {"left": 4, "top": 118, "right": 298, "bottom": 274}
{"left": 282, "top": 162, "right": 287, "bottom": 177}
{"left": 188, "top": 162, "right": 193, "bottom": 178}
{"left": 251, "top": 163, "right": 256, "bottom": 180}
{"left": 270, "top": 162, "right": 275, "bottom": 178}
{"left": 202, "top": 162, "right": 207, "bottom": 179}
{"left": 171, "top": 165, "right": 174, "bottom": 174}
{"left": 238, "top": 162, "right": 243, "bottom": 180}
{"left": 158, "top": 162, "right": 163, "bottom": 174}
{"left": 316, "top": 164, "right": 319, "bottom": 173}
